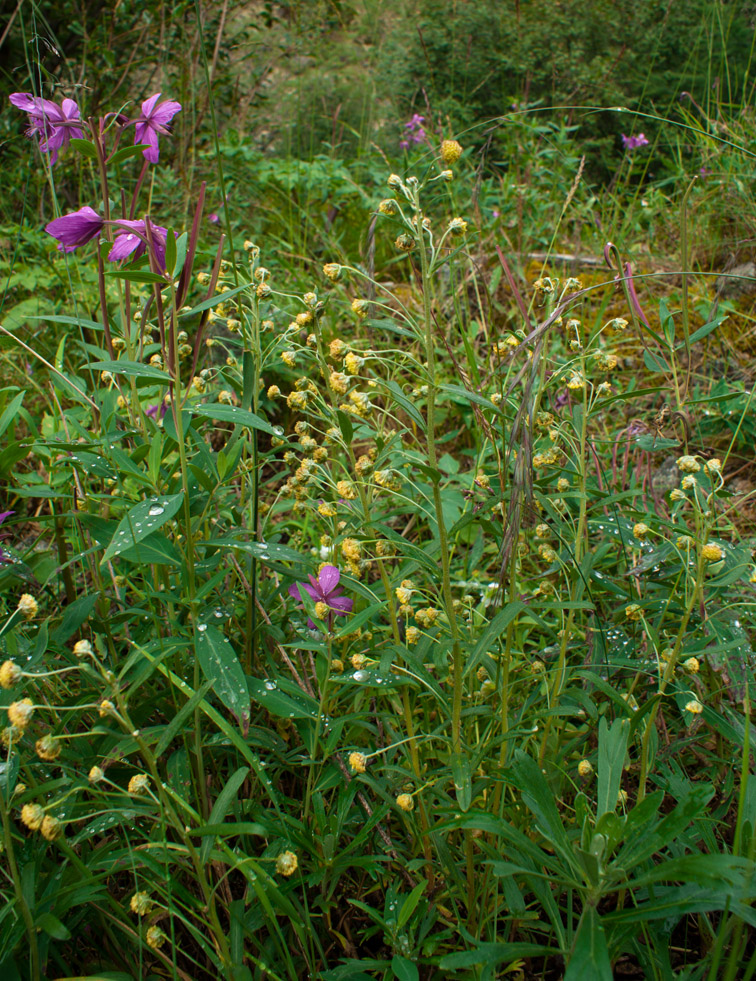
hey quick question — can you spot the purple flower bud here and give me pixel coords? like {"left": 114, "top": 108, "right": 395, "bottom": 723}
{"left": 9, "top": 93, "right": 84, "bottom": 164}
{"left": 45, "top": 207, "right": 104, "bottom": 252}
{"left": 133, "top": 93, "right": 182, "bottom": 164}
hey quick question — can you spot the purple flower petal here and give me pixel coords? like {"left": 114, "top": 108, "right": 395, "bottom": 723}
{"left": 10, "top": 92, "right": 84, "bottom": 165}
{"left": 0, "top": 511, "right": 14, "bottom": 525}
{"left": 107, "top": 219, "right": 170, "bottom": 272}
{"left": 318, "top": 565, "right": 341, "bottom": 594}
{"left": 45, "top": 206, "right": 103, "bottom": 253}
{"left": 328, "top": 595, "right": 353, "bottom": 615}
{"left": 133, "top": 93, "right": 181, "bottom": 163}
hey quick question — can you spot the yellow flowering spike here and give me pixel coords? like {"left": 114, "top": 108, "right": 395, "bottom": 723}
{"left": 348, "top": 752, "right": 367, "bottom": 774}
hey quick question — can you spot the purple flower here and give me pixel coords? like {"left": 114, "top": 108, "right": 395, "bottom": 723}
{"left": 45, "top": 207, "right": 104, "bottom": 253}
{"left": 400, "top": 113, "right": 428, "bottom": 150}
{"left": 9, "top": 93, "right": 84, "bottom": 164}
{"left": 109, "top": 219, "right": 170, "bottom": 271}
{"left": 134, "top": 93, "right": 181, "bottom": 163}
{"left": 208, "top": 212, "right": 220, "bottom": 224}
{"left": 145, "top": 402, "right": 168, "bottom": 420}
{"left": 288, "top": 565, "right": 353, "bottom": 628}
{"left": 621, "top": 132, "right": 649, "bottom": 152}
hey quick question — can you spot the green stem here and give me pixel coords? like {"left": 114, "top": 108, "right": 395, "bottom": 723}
{"left": 0, "top": 784, "right": 40, "bottom": 980}
{"left": 413, "top": 192, "right": 465, "bottom": 756}
{"left": 637, "top": 554, "right": 706, "bottom": 802}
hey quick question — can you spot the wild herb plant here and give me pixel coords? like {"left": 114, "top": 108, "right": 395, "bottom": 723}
{"left": 1, "top": 68, "right": 756, "bottom": 981}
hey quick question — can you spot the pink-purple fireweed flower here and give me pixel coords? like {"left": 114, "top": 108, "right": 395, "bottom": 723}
{"left": 45, "top": 207, "right": 104, "bottom": 252}
{"left": 134, "top": 93, "right": 182, "bottom": 163}
{"left": 621, "top": 132, "right": 649, "bottom": 151}
{"left": 400, "top": 113, "right": 426, "bottom": 150}
{"left": 288, "top": 565, "right": 353, "bottom": 629}
{"left": 45, "top": 209, "right": 170, "bottom": 272}
{"left": 9, "top": 93, "right": 84, "bottom": 164}
{"left": 109, "top": 219, "right": 170, "bottom": 271}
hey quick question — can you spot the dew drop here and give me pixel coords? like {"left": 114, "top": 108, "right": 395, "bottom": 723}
{"left": 264, "top": 680, "right": 277, "bottom": 690}
{"left": 353, "top": 669, "right": 369, "bottom": 682}
{"left": 197, "top": 623, "right": 207, "bottom": 632}
{"left": 148, "top": 505, "right": 164, "bottom": 516}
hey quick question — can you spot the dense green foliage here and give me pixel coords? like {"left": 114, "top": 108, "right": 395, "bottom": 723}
{"left": 2, "top": 3, "right": 756, "bottom": 980}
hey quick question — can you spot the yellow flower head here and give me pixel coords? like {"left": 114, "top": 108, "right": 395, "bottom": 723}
{"left": 0, "top": 660, "right": 21, "bottom": 689}
{"left": 344, "top": 352, "right": 363, "bottom": 375}
{"left": 35, "top": 735, "right": 61, "bottom": 762}
{"left": 17, "top": 594, "right": 38, "bottom": 620}
{"left": 128, "top": 774, "right": 150, "bottom": 796}
{"left": 578, "top": 759, "right": 594, "bottom": 778}
{"left": 275, "top": 850, "right": 299, "bottom": 876}
{"left": 130, "top": 891, "right": 153, "bottom": 916}
{"left": 40, "top": 815, "right": 62, "bottom": 841}
{"left": 21, "top": 803, "right": 45, "bottom": 831}
{"left": 676, "top": 455, "right": 700, "bottom": 474}
{"left": 396, "top": 793, "right": 414, "bottom": 812}
{"left": 349, "top": 751, "right": 367, "bottom": 774}
{"left": 351, "top": 298, "right": 369, "bottom": 318}
{"left": 701, "top": 542, "right": 724, "bottom": 562}
{"left": 99, "top": 699, "right": 116, "bottom": 718}
{"left": 89, "top": 766, "right": 105, "bottom": 784}
{"left": 440, "top": 139, "right": 463, "bottom": 165}
{"left": 405, "top": 626, "right": 420, "bottom": 645}
{"left": 323, "top": 263, "right": 342, "bottom": 281}
{"left": 624, "top": 604, "right": 642, "bottom": 622}
{"left": 633, "top": 522, "right": 650, "bottom": 540}
{"left": 146, "top": 926, "right": 167, "bottom": 950}
{"left": 685, "top": 699, "right": 704, "bottom": 715}
{"left": 8, "top": 698, "right": 34, "bottom": 730}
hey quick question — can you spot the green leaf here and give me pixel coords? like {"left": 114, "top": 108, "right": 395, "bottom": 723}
{"left": 178, "top": 284, "right": 250, "bottom": 319}
{"left": 512, "top": 751, "right": 577, "bottom": 873}
{"left": 35, "top": 911, "right": 71, "bottom": 941}
{"left": 104, "top": 270, "right": 167, "bottom": 284}
{"left": 51, "top": 592, "right": 99, "bottom": 645}
{"left": 685, "top": 315, "right": 727, "bottom": 346}
{"left": 118, "top": 531, "right": 183, "bottom": 567}
{"left": 391, "top": 956, "right": 419, "bottom": 981}
{"left": 89, "top": 359, "right": 170, "bottom": 381}
{"left": 190, "top": 402, "right": 282, "bottom": 438}
{"left": 247, "top": 676, "right": 317, "bottom": 719}
{"left": 109, "top": 143, "right": 150, "bottom": 166}
{"left": 440, "top": 943, "right": 554, "bottom": 969}
{"left": 194, "top": 624, "right": 250, "bottom": 727}
{"left": 473, "top": 601, "right": 528, "bottom": 659}
{"left": 68, "top": 137, "right": 98, "bottom": 160}
{"left": 199, "top": 767, "right": 250, "bottom": 863}
{"left": 643, "top": 349, "right": 669, "bottom": 373}
{"left": 381, "top": 380, "right": 425, "bottom": 427}
{"left": 172, "top": 232, "right": 188, "bottom": 279}
{"left": 397, "top": 881, "right": 427, "bottom": 929}
{"left": 101, "top": 493, "right": 183, "bottom": 563}
{"left": 155, "top": 680, "right": 214, "bottom": 757}
{"left": 564, "top": 906, "right": 612, "bottom": 981}
{"left": 596, "top": 717, "right": 629, "bottom": 821}
{"left": 451, "top": 753, "right": 472, "bottom": 812}
{"left": 0, "top": 391, "right": 25, "bottom": 439}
